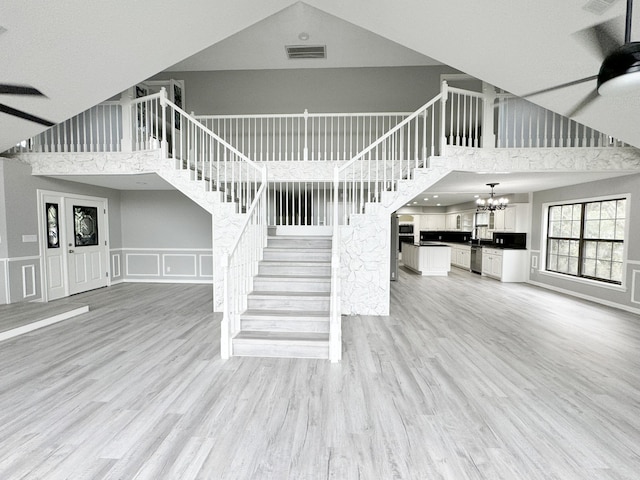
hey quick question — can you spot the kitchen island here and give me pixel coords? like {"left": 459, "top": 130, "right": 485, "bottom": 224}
{"left": 402, "top": 242, "right": 452, "bottom": 276}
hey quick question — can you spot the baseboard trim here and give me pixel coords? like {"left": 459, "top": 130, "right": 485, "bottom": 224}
{"left": 527, "top": 279, "right": 640, "bottom": 316}
{"left": 120, "top": 278, "right": 213, "bottom": 285}
{"left": 0, "top": 305, "right": 89, "bottom": 342}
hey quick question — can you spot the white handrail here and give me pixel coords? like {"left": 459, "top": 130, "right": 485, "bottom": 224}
{"left": 333, "top": 93, "right": 444, "bottom": 224}
{"left": 157, "top": 91, "right": 264, "bottom": 212}
{"left": 221, "top": 167, "right": 268, "bottom": 359}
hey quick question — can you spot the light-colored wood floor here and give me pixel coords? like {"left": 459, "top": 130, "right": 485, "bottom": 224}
{"left": 0, "top": 270, "right": 639, "bottom": 479}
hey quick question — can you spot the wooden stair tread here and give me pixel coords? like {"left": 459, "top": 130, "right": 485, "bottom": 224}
{"left": 234, "top": 331, "right": 329, "bottom": 342}
{"left": 242, "top": 309, "right": 330, "bottom": 318}
{"left": 249, "top": 291, "right": 331, "bottom": 298}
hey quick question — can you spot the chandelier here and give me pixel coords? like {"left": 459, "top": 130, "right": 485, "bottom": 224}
{"left": 476, "top": 183, "right": 508, "bottom": 211}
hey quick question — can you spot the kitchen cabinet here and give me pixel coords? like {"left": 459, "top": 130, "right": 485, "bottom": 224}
{"left": 403, "top": 243, "right": 452, "bottom": 276}
{"left": 482, "top": 248, "right": 503, "bottom": 277}
{"left": 449, "top": 244, "right": 471, "bottom": 270}
{"left": 488, "top": 204, "right": 530, "bottom": 233}
{"left": 419, "top": 214, "right": 446, "bottom": 231}
{"left": 481, "top": 247, "right": 528, "bottom": 282}
{"left": 446, "top": 214, "right": 458, "bottom": 230}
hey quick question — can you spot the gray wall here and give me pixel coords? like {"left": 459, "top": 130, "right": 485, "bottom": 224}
{"left": 1, "top": 159, "right": 123, "bottom": 258}
{"left": 120, "top": 190, "right": 211, "bottom": 248}
{"left": 151, "top": 66, "right": 459, "bottom": 115}
{"left": 0, "top": 161, "right": 7, "bottom": 258}
{"left": 529, "top": 173, "right": 640, "bottom": 312}
{"left": 0, "top": 157, "right": 123, "bottom": 303}
{"left": 114, "top": 190, "right": 213, "bottom": 284}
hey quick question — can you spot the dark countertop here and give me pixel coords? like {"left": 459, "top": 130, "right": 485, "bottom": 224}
{"left": 416, "top": 242, "right": 451, "bottom": 247}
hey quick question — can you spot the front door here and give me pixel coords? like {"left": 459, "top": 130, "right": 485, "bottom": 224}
{"left": 39, "top": 191, "right": 109, "bottom": 300}
{"left": 66, "top": 197, "right": 108, "bottom": 295}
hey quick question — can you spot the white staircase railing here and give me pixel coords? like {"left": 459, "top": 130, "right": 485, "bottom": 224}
{"left": 329, "top": 204, "right": 341, "bottom": 363}
{"left": 149, "top": 90, "right": 265, "bottom": 211}
{"left": 220, "top": 168, "right": 268, "bottom": 359}
{"left": 334, "top": 93, "right": 445, "bottom": 224}
{"left": 195, "top": 111, "right": 411, "bottom": 162}
{"left": 495, "top": 93, "right": 629, "bottom": 148}
{"left": 9, "top": 101, "right": 123, "bottom": 153}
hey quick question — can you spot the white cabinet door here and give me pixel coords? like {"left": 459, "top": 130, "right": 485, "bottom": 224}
{"left": 503, "top": 206, "right": 517, "bottom": 231}
{"left": 490, "top": 254, "right": 503, "bottom": 277}
{"left": 460, "top": 248, "right": 471, "bottom": 269}
{"left": 446, "top": 214, "right": 458, "bottom": 230}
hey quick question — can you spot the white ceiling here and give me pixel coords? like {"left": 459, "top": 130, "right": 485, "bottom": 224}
{"left": 3, "top": 0, "right": 640, "bottom": 199}
{"left": 166, "top": 3, "right": 441, "bottom": 71}
{"left": 405, "top": 170, "right": 635, "bottom": 207}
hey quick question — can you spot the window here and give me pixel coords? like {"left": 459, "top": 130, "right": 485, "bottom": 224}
{"left": 546, "top": 198, "right": 626, "bottom": 284}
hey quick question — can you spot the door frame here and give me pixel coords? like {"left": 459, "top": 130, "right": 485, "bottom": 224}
{"left": 37, "top": 189, "right": 111, "bottom": 302}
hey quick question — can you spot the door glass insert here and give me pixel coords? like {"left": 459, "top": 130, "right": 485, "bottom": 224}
{"left": 74, "top": 205, "right": 99, "bottom": 246}
{"left": 46, "top": 202, "right": 60, "bottom": 248}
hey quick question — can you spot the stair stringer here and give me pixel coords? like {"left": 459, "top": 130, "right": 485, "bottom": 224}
{"left": 155, "top": 165, "right": 221, "bottom": 214}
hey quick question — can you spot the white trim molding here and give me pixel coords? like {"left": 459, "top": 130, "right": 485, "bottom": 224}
{"left": 22, "top": 264, "right": 37, "bottom": 299}
{"left": 528, "top": 279, "right": 640, "bottom": 315}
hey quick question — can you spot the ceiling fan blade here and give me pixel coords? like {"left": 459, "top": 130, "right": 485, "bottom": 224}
{"left": 573, "top": 16, "right": 623, "bottom": 61}
{"left": 0, "top": 84, "right": 46, "bottom": 96}
{"left": 566, "top": 89, "right": 600, "bottom": 118}
{"left": 0, "top": 103, "right": 55, "bottom": 127}
{"left": 511, "top": 75, "right": 598, "bottom": 100}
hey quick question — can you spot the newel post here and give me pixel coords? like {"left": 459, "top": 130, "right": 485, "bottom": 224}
{"left": 482, "top": 82, "right": 497, "bottom": 149}
{"left": 120, "top": 89, "right": 133, "bottom": 152}
{"left": 221, "top": 253, "right": 230, "bottom": 360}
{"left": 303, "top": 109, "right": 309, "bottom": 161}
{"left": 440, "top": 81, "right": 449, "bottom": 157}
{"left": 159, "top": 87, "right": 168, "bottom": 158}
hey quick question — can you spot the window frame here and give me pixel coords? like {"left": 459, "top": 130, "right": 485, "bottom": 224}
{"left": 541, "top": 194, "right": 629, "bottom": 288}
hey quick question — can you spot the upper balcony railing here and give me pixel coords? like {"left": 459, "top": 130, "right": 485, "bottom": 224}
{"left": 6, "top": 82, "right": 628, "bottom": 157}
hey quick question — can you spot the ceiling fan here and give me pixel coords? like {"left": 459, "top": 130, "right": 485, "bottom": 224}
{"left": 522, "top": 0, "right": 640, "bottom": 117}
{"left": 0, "top": 84, "right": 55, "bottom": 126}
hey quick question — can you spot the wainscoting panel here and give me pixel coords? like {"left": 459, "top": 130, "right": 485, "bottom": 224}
{"left": 117, "top": 249, "right": 212, "bottom": 284}
{"left": 5, "top": 257, "right": 41, "bottom": 303}
{"left": 632, "top": 270, "right": 640, "bottom": 305}
{"left": 200, "top": 254, "right": 213, "bottom": 278}
{"left": 163, "top": 254, "right": 197, "bottom": 277}
{"left": 111, "top": 253, "right": 121, "bottom": 280}
{"left": 22, "top": 264, "right": 36, "bottom": 299}
{"left": 0, "top": 259, "right": 8, "bottom": 305}
{"left": 126, "top": 253, "right": 160, "bottom": 277}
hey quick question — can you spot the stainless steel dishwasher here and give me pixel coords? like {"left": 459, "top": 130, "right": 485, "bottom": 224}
{"left": 470, "top": 245, "right": 482, "bottom": 274}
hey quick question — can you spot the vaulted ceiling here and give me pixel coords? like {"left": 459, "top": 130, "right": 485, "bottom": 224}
{"left": 3, "top": 0, "right": 640, "bottom": 154}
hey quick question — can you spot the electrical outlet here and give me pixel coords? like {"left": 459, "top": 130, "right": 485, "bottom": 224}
{"left": 166, "top": 266, "right": 171, "bottom": 273}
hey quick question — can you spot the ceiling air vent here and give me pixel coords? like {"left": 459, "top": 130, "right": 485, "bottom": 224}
{"left": 285, "top": 45, "right": 326, "bottom": 60}
{"left": 582, "top": 0, "right": 618, "bottom": 15}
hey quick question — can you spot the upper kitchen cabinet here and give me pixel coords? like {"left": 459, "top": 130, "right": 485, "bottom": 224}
{"left": 489, "top": 204, "right": 531, "bottom": 233}
{"left": 419, "top": 214, "right": 446, "bottom": 231}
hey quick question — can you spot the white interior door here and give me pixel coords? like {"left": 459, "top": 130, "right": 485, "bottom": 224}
{"left": 65, "top": 197, "right": 109, "bottom": 295}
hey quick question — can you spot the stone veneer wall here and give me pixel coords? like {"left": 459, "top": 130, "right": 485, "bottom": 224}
{"left": 339, "top": 212, "right": 391, "bottom": 316}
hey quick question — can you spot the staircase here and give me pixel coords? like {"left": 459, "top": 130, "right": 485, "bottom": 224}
{"left": 232, "top": 231, "right": 333, "bottom": 359}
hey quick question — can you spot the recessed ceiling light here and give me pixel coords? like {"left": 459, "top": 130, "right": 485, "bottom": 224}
{"left": 413, "top": 201, "right": 417, "bottom": 204}
{"left": 436, "top": 203, "right": 441, "bottom": 206}
{"left": 433, "top": 195, "right": 439, "bottom": 198}
{"left": 423, "top": 198, "right": 429, "bottom": 201}
{"left": 406, "top": 204, "right": 411, "bottom": 206}
{"left": 298, "top": 32, "right": 309, "bottom": 41}
{"left": 474, "top": 195, "right": 479, "bottom": 198}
